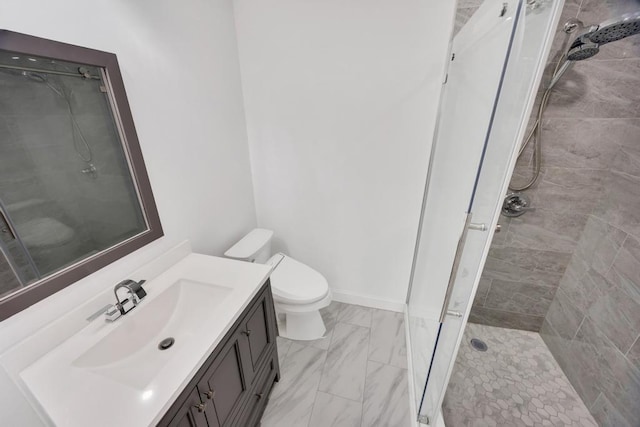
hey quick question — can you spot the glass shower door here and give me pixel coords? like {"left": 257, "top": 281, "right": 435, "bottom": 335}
{"left": 407, "top": 0, "right": 525, "bottom": 423}
{"left": 407, "top": 0, "right": 564, "bottom": 422}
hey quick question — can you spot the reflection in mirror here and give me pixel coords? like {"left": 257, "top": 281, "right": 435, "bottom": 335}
{"left": 0, "top": 51, "right": 147, "bottom": 300}
{"left": 454, "top": 1, "right": 482, "bottom": 36}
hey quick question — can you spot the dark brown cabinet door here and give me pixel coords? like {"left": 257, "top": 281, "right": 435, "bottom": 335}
{"left": 243, "top": 298, "right": 271, "bottom": 372}
{"left": 167, "top": 389, "right": 209, "bottom": 427}
{"left": 198, "top": 332, "right": 248, "bottom": 426}
{"left": 239, "top": 357, "right": 278, "bottom": 427}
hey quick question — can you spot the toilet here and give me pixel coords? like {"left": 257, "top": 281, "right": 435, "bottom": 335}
{"left": 225, "top": 228, "right": 331, "bottom": 341}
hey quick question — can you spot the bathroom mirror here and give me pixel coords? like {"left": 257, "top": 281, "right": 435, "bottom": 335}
{"left": 0, "top": 31, "right": 163, "bottom": 320}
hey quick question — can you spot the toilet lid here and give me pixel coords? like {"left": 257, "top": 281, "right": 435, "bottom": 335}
{"left": 267, "top": 254, "right": 329, "bottom": 304}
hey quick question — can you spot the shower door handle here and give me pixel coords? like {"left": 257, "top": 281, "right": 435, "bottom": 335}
{"left": 438, "top": 213, "right": 473, "bottom": 323}
{"left": 0, "top": 207, "right": 18, "bottom": 241}
{"left": 468, "top": 223, "right": 487, "bottom": 231}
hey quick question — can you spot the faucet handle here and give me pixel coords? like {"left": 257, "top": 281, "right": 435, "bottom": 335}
{"left": 105, "top": 304, "right": 122, "bottom": 322}
{"left": 114, "top": 284, "right": 137, "bottom": 315}
{"left": 117, "top": 296, "right": 137, "bottom": 315}
{"left": 113, "top": 279, "right": 147, "bottom": 317}
{"left": 130, "top": 279, "right": 147, "bottom": 301}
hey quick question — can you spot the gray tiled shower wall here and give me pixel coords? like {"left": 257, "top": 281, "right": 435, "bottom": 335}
{"left": 466, "top": 0, "right": 640, "bottom": 425}
{"left": 470, "top": 0, "right": 640, "bottom": 330}
{"left": 0, "top": 58, "right": 144, "bottom": 281}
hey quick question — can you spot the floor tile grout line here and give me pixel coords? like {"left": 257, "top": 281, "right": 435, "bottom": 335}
{"left": 472, "top": 304, "right": 548, "bottom": 318}
{"left": 360, "top": 351, "right": 370, "bottom": 427}
{"left": 360, "top": 320, "right": 373, "bottom": 408}
{"left": 368, "top": 307, "right": 375, "bottom": 329}
{"left": 605, "top": 232, "right": 627, "bottom": 277}
{"left": 367, "top": 309, "right": 376, "bottom": 361}
{"left": 570, "top": 315, "right": 586, "bottom": 342}
{"left": 625, "top": 334, "right": 640, "bottom": 358}
{"left": 306, "top": 388, "right": 321, "bottom": 427}
{"left": 278, "top": 339, "right": 292, "bottom": 366}
{"left": 315, "top": 311, "right": 337, "bottom": 394}
{"left": 587, "top": 392, "right": 603, "bottom": 412}
{"left": 481, "top": 278, "right": 492, "bottom": 308}
{"left": 359, "top": 317, "right": 373, "bottom": 426}
{"left": 321, "top": 389, "right": 365, "bottom": 404}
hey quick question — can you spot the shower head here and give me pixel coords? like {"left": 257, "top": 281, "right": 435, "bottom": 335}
{"left": 564, "top": 11, "right": 640, "bottom": 62}
{"left": 566, "top": 42, "right": 600, "bottom": 61}
{"left": 586, "top": 11, "right": 640, "bottom": 45}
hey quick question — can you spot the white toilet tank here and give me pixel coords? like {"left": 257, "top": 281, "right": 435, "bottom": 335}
{"left": 224, "top": 229, "right": 274, "bottom": 263}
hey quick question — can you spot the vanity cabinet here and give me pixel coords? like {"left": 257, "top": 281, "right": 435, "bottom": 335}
{"left": 166, "top": 389, "right": 211, "bottom": 427}
{"left": 159, "top": 280, "right": 279, "bottom": 427}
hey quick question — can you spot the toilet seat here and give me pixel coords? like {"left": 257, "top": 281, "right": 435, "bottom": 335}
{"left": 266, "top": 253, "right": 329, "bottom": 305}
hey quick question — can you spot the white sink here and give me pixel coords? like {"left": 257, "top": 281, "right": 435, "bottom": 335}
{"left": 18, "top": 252, "right": 272, "bottom": 427}
{"left": 72, "top": 279, "right": 232, "bottom": 389}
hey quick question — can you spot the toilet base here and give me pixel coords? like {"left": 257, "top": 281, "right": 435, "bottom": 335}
{"left": 277, "top": 309, "right": 327, "bottom": 341}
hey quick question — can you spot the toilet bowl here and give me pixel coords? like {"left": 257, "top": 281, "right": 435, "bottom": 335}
{"left": 225, "top": 229, "right": 331, "bottom": 341}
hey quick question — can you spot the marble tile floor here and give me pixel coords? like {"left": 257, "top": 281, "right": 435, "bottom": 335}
{"left": 443, "top": 323, "right": 598, "bottom": 427}
{"left": 261, "top": 301, "right": 412, "bottom": 427}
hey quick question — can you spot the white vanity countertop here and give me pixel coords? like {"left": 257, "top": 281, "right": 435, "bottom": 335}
{"left": 19, "top": 253, "right": 272, "bottom": 427}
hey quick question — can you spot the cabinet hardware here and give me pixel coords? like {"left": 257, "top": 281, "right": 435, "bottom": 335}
{"left": 242, "top": 329, "right": 252, "bottom": 336}
{"left": 256, "top": 392, "right": 264, "bottom": 400}
{"left": 193, "top": 403, "right": 206, "bottom": 413}
{"left": 202, "top": 390, "right": 214, "bottom": 400}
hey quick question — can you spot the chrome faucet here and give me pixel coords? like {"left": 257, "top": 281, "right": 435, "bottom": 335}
{"left": 105, "top": 279, "right": 147, "bottom": 322}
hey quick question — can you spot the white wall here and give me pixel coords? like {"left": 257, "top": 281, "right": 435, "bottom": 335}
{"left": 234, "top": 0, "right": 456, "bottom": 308}
{"left": 0, "top": 0, "right": 255, "bottom": 423}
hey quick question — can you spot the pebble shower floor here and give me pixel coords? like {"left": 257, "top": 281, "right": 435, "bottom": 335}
{"left": 443, "top": 323, "right": 597, "bottom": 426}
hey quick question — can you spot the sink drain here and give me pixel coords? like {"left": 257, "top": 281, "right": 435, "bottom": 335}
{"left": 158, "top": 337, "right": 175, "bottom": 350}
{"left": 470, "top": 338, "right": 488, "bottom": 352}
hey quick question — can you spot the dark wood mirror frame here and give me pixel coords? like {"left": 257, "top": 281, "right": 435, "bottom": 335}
{"left": 0, "top": 30, "right": 163, "bottom": 321}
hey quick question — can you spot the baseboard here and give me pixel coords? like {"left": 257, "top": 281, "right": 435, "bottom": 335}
{"left": 330, "top": 289, "right": 405, "bottom": 312}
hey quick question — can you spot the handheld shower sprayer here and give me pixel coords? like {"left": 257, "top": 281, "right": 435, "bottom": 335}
{"left": 548, "top": 11, "right": 640, "bottom": 89}
{"left": 509, "top": 10, "right": 640, "bottom": 192}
